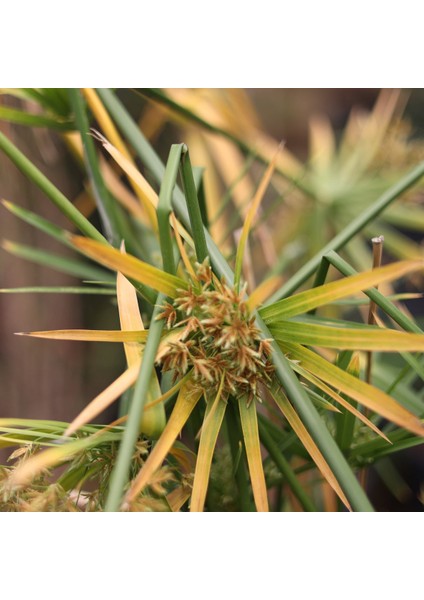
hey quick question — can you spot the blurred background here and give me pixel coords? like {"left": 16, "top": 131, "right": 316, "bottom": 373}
{"left": 1, "top": 88, "right": 423, "bottom": 510}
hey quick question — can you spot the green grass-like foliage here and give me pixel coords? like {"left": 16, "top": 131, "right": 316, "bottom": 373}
{"left": 0, "top": 88, "right": 423, "bottom": 512}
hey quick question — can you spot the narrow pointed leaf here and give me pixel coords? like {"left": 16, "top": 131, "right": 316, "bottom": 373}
{"left": 269, "top": 383, "right": 351, "bottom": 510}
{"left": 293, "top": 363, "right": 390, "bottom": 442}
{"left": 0, "top": 105, "right": 74, "bottom": 130}
{"left": 234, "top": 146, "right": 280, "bottom": 291}
{"left": 126, "top": 380, "right": 203, "bottom": 504}
{"left": 69, "top": 235, "right": 186, "bottom": 297}
{"left": 8, "top": 431, "right": 121, "bottom": 488}
{"left": 283, "top": 342, "right": 424, "bottom": 437}
{"left": 190, "top": 389, "right": 227, "bottom": 512}
{"left": 0, "top": 130, "right": 106, "bottom": 243}
{"left": 18, "top": 329, "right": 149, "bottom": 343}
{"left": 117, "top": 263, "right": 145, "bottom": 366}
{"left": 261, "top": 260, "right": 423, "bottom": 322}
{"left": 270, "top": 320, "right": 424, "bottom": 351}
{"left": 64, "top": 362, "right": 141, "bottom": 437}
{"left": 0, "top": 286, "right": 115, "bottom": 295}
{"left": 2, "top": 240, "right": 112, "bottom": 282}
{"left": 238, "top": 398, "right": 269, "bottom": 512}
{"left": 117, "top": 261, "right": 165, "bottom": 437}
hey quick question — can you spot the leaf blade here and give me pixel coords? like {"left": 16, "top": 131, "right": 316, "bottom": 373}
{"left": 69, "top": 235, "right": 186, "bottom": 297}
{"left": 261, "top": 260, "right": 423, "bottom": 322}
{"left": 283, "top": 342, "right": 424, "bottom": 437}
{"left": 125, "top": 380, "right": 202, "bottom": 504}
{"left": 238, "top": 398, "right": 269, "bottom": 512}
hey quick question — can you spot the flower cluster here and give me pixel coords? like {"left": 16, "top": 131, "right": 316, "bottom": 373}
{"left": 157, "top": 260, "right": 274, "bottom": 404}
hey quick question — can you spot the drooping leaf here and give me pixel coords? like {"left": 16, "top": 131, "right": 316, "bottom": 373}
{"left": 282, "top": 342, "right": 424, "bottom": 437}
{"left": 63, "top": 362, "right": 141, "bottom": 437}
{"left": 292, "top": 362, "right": 390, "bottom": 443}
{"left": 269, "top": 383, "right": 351, "bottom": 510}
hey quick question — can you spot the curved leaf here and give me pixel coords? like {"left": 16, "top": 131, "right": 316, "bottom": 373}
{"left": 282, "top": 342, "right": 424, "bottom": 437}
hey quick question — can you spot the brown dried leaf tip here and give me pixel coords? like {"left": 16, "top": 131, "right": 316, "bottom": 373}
{"left": 156, "top": 259, "right": 274, "bottom": 405}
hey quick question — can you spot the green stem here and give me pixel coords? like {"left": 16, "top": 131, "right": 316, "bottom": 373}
{"left": 105, "top": 296, "right": 165, "bottom": 511}
{"left": 158, "top": 144, "right": 185, "bottom": 274}
{"left": 256, "top": 314, "right": 374, "bottom": 512}
{"left": 95, "top": 88, "right": 233, "bottom": 284}
{"left": 267, "top": 160, "right": 424, "bottom": 304}
{"left": 180, "top": 146, "right": 209, "bottom": 263}
{"left": 68, "top": 88, "right": 129, "bottom": 246}
{"left": 258, "top": 418, "right": 316, "bottom": 511}
{"left": 0, "top": 131, "right": 106, "bottom": 243}
{"left": 226, "top": 402, "right": 254, "bottom": 512}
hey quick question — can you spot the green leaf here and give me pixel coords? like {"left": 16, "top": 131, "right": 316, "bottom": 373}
{"left": 0, "top": 130, "right": 106, "bottom": 243}
{"left": 267, "top": 160, "right": 424, "bottom": 303}
{"left": 261, "top": 260, "right": 423, "bottom": 322}
{"left": 269, "top": 381, "right": 351, "bottom": 510}
{"left": 2, "top": 240, "right": 113, "bottom": 282}
{"left": 0, "top": 105, "right": 74, "bottom": 130}
{"left": 270, "top": 320, "right": 424, "bottom": 351}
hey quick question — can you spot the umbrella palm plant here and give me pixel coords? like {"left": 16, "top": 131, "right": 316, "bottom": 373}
{"left": 0, "top": 89, "right": 424, "bottom": 512}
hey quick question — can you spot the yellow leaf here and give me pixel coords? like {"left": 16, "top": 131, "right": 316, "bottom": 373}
{"left": 116, "top": 254, "right": 166, "bottom": 437}
{"left": 64, "top": 362, "right": 141, "bottom": 437}
{"left": 234, "top": 145, "right": 281, "bottom": 290}
{"left": 69, "top": 235, "right": 186, "bottom": 297}
{"left": 283, "top": 342, "right": 424, "bottom": 437}
{"left": 238, "top": 398, "right": 269, "bottom": 512}
{"left": 247, "top": 275, "right": 284, "bottom": 310}
{"left": 190, "top": 379, "right": 227, "bottom": 512}
{"left": 293, "top": 363, "right": 390, "bottom": 443}
{"left": 270, "top": 384, "right": 351, "bottom": 511}
{"left": 18, "top": 329, "right": 148, "bottom": 342}
{"left": 270, "top": 320, "right": 424, "bottom": 351}
{"left": 125, "top": 379, "right": 202, "bottom": 504}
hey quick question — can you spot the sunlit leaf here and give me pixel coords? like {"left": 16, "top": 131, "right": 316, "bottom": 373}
{"left": 69, "top": 235, "right": 186, "bottom": 297}
{"left": 261, "top": 260, "right": 423, "bottom": 321}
